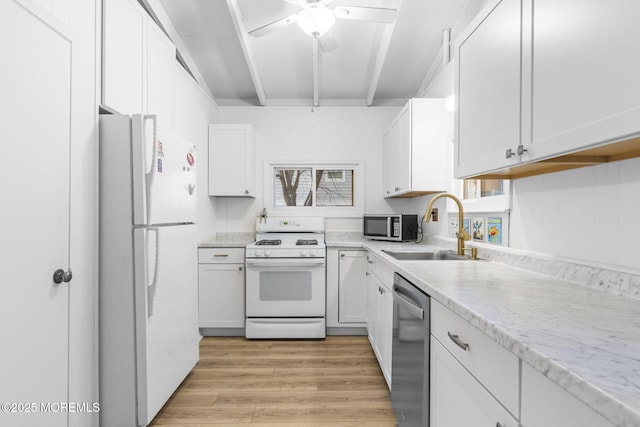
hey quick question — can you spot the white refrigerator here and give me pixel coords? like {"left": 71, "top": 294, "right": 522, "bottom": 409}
{"left": 99, "top": 114, "right": 199, "bottom": 427}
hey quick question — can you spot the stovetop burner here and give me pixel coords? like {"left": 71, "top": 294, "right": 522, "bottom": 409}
{"left": 255, "top": 239, "right": 281, "bottom": 246}
{"left": 296, "top": 239, "right": 318, "bottom": 246}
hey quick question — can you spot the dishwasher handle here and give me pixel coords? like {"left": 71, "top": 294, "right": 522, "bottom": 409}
{"left": 393, "top": 288, "right": 424, "bottom": 320}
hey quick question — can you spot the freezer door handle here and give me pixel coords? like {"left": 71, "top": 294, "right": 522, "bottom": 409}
{"left": 146, "top": 228, "right": 160, "bottom": 316}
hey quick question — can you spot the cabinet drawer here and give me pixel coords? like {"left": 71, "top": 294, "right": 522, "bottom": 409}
{"left": 198, "top": 247, "right": 245, "bottom": 264}
{"left": 431, "top": 299, "right": 519, "bottom": 416}
{"left": 374, "top": 257, "right": 394, "bottom": 288}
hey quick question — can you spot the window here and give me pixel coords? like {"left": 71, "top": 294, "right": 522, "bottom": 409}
{"left": 463, "top": 179, "right": 506, "bottom": 199}
{"left": 266, "top": 161, "right": 363, "bottom": 217}
{"left": 460, "top": 179, "right": 511, "bottom": 213}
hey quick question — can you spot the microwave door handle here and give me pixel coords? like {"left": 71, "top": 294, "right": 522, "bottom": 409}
{"left": 387, "top": 217, "right": 392, "bottom": 237}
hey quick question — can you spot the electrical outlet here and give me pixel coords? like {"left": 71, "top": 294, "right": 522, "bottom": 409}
{"left": 431, "top": 208, "right": 438, "bottom": 221}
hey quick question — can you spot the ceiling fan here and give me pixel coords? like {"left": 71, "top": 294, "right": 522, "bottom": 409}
{"left": 248, "top": 0, "right": 399, "bottom": 50}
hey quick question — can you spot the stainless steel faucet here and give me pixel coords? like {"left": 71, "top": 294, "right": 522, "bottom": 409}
{"left": 423, "top": 193, "right": 472, "bottom": 257}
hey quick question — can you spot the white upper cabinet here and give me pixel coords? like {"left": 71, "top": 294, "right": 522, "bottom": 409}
{"left": 102, "top": 0, "right": 145, "bottom": 114}
{"left": 146, "top": 21, "right": 175, "bottom": 138}
{"left": 529, "top": 0, "right": 640, "bottom": 159}
{"left": 102, "top": 0, "right": 176, "bottom": 124}
{"left": 454, "top": 0, "right": 522, "bottom": 178}
{"left": 383, "top": 98, "right": 449, "bottom": 198}
{"left": 455, "top": 0, "right": 640, "bottom": 179}
{"left": 208, "top": 124, "right": 256, "bottom": 197}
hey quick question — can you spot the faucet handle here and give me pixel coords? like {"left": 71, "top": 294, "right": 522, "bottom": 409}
{"left": 457, "top": 229, "right": 471, "bottom": 241}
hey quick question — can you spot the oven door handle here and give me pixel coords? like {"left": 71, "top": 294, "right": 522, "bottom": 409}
{"left": 246, "top": 258, "right": 326, "bottom": 267}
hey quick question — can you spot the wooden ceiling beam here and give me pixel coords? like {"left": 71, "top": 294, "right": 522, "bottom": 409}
{"left": 226, "top": 0, "right": 267, "bottom": 106}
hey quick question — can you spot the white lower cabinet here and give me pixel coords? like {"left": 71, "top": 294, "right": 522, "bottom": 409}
{"left": 430, "top": 299, "right": 519, "bottom": 427}
{"left": 430, "top": 337, "right": 519, "bottom": 427}
{"left": 366, "top": 253, "right": 393, "bottom": 389}
{"left": 327, "top": 248, "right": 368, "bottom": 329}
{"left": 521, "top": 363, "right": 615, "bottom": 427}
{"left": 198, "top": 247, "right": 245, "bottom": 329}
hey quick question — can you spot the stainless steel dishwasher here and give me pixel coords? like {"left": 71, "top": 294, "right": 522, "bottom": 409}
{"left": 391, "top": 272, "right": 430, "bottom": 427}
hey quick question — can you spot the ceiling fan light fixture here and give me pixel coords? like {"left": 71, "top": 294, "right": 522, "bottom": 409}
{"left": 297, "top": 4, "right": 336, "bottom": 37}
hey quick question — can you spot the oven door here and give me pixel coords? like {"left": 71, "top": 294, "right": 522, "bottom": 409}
{"left": 245, "top": 258, "right": 326, "bottom": 317}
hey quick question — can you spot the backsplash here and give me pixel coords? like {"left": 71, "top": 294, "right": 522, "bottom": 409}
{"left": 426, "top": 235, "right": 640, "bottom": 300}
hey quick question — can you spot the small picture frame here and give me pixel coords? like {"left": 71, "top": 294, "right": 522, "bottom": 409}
{"left": 472, "top": 218, "right": 486, "bottom": 242}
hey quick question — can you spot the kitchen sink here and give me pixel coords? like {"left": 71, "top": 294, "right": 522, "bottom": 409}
{"left": 382, "top": 250, "right": 469, "bottom": 261}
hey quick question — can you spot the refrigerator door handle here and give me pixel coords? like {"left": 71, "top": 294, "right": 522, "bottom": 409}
{"left": 144, "top": 115, "right": 157, "bottom": 225}
{"left": 146, "top": 228, "right": 159, "bottom": 316}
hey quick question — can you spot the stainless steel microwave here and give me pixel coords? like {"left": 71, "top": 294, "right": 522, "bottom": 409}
{"left": 363, "top": 214, "right": 418, "bottom": 241}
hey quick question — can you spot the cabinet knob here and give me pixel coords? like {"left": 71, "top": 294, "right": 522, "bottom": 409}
{"left": 245, "top": 189, "right": 249, "bottom": 194}
{"left": 394, "top": 186, "right": 400, "bottom": 191}
{"left": 386, "top": 190, "right": 390, "bottom": 194}
{"left": 238, "top": 266, "right": 243, "bottom": 271}
{"left": 517, "top": 144, "right": 528, "bottom": 156}
{"left": 496, "top": 423, "right": 505, "bottom": 427}
{"left": 505, "top": 148, "right": 515, "bottom": 159}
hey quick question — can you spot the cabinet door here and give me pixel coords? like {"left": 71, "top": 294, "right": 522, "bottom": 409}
{"left": 366, "top": 269, "right": 378, "bottom": 352}
{"left": 338, "top": 250, "right": 368, "bottom": 323}
{"left": 530, "top": 0, "right": 640, "bottom": 159}
{"left": 382, "top": 128, "right": 394, "bottom": 197}
{"left": 378, "top": 282, "right": 394, "bottom": 388}
{"left": 146, "top": 21, "right": 174, "bottom": 138}
{"left": 430, "top": 338, "right": 518, "bottom": 427}
{"left": 393, "top": 105, "right": 412, "bottom": 194}
{"left": 208, "top": 124, "right": 255, "bottom": 196}
{"left": 102, "top": 0, "right": 145, "bottom": 114}
{"left": 521, "top": 363, "right": 615, "bottom": 427}
{"left": 454, "top": 0, "right": 522, "bottom": 178}
{"left": 198, "top": 263, "right": 245, "bottom": 328}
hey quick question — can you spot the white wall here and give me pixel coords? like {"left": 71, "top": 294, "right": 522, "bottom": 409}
{"left": 204, "top": 106, "right": 421, "bottom": 235}
{"left": 510, "top": 158, "right": 640, "bottom": 272}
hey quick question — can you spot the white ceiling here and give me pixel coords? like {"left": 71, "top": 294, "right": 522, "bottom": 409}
{"left": 158, "top": 0, "right": 470, "bottom": 106}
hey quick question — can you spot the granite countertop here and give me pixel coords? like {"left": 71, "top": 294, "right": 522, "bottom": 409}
{"left": 334, "top": 238, "right": 639, "bottom": 427}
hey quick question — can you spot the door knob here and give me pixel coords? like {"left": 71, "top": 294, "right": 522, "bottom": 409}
{"left": 53, "top": 268, "right": 72, "bottom": 284}
{"left": 53, "top": 269, "right": 64, "bottom": 284}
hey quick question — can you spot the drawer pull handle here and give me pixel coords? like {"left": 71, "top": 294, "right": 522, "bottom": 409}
{"left": 447, "top": 331, "right": 470, "bottom": 351}
{"left": 213, "top": 254, "right": 229, "bottom": 257}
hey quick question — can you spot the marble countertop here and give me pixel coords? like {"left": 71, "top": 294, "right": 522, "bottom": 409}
{"left": 341, "top": 239, "right": 639, "bottom": 427}
{"left": 198, "top": 232, "right": 254, "bottom": 248}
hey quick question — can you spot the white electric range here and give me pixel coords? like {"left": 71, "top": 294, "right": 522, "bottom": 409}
{"left": 245, "top": 217, "right": 326, "bottom": 339}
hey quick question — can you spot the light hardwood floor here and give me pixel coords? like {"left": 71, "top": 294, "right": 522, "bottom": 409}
{"left": 149, "top": 336, "right": 396, "bottom": 426}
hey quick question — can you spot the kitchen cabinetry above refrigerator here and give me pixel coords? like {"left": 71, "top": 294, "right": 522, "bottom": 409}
{"left": 208, "top": 124, "right": 256, "bottom": 197}
{"left": 383, "top": 98, "right": 448, "bottom": 198}
{"left": 455, "top": 0, "right": 640, "bottom": 180}
{"left": 102, "top": 0, "right": 175, "bottom": 137}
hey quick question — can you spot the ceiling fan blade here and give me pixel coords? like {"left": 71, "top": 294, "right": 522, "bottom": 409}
{"left": 319, "top": 31, "right": 338, "bottom": 52}
{"left": 248, "top": 14, "right": 298, "bottom": 37}
{"left": 333, "top": 6, "right": 398, "bottom": 23}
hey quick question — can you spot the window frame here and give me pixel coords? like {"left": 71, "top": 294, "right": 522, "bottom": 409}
{"left": 457, "top": 178, "right": 512, "bottom": 213}
{"left": 264, "top": 159, "right": 364, "bottom": 218}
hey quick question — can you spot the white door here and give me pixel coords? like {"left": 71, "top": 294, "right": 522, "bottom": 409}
{"left": 0, "top": 2, "right": 71, "bottom": 426}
